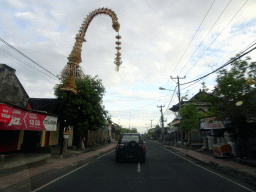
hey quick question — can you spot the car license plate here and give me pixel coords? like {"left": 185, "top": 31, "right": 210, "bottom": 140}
{"left": 128, "top": 155, "right": 134, "bottom": 158}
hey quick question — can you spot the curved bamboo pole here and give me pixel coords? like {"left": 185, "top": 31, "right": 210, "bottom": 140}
{"left": 60, "top": 8, "right": 121, "bottom": 94}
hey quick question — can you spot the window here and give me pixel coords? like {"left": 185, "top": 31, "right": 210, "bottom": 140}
{"left": 121, "top": 135, "right": 140, "bottom": 143}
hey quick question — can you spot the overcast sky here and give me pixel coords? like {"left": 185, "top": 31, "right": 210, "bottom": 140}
{"left": 1, "top": 0, "right": 256, "bottom": 133}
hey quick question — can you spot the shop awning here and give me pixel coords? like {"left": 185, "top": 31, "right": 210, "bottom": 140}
{"left": 0, "top": 103, "right": 58, "bottom": 131}
{"left": 169, "top": 119, "right": 180, "bottom": 126}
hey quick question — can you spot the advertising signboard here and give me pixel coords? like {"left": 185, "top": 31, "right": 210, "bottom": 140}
{"left": 0, "top": 104, "right": 13, "bottom": 124}
{"left": 0, "top": 104, "right": 57, "bottom": 131}
{"left": 200, "top": 117, "right": 225, "bottom": 130}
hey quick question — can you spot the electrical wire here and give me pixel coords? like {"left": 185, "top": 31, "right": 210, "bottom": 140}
{"left": 164, "top": 0, "right": 216, "bottom": 89}
{"left": 0, "top": 46, "right": 59, "bottom": 82}
{"left": 181, "top": 38, "right": 256, "bottom": 92}
{"left": 184, "top": 0, "right": 249, "bottom": 77}
{"left": 103, "top": 94, "right": 173, "bottom": 102}
{"left": 180, "top": 44, "right": 256, "bottom": 86}
{"left": 163, "top": 86, "right": 177, "bottom": 115}
{"left": 107, "top": 96, "right": 171, "bottom": 112}
{"left": 154, "top": 86, "right": 178, "bottom": 127}
{"left": 170, "top": 0, "right": 216, "bottom": 77}
{"left": 0, "top": 38, "right": 59, "bottom": 80}
{"left": 176, "top": 0, "right": 233, "bottom": 76}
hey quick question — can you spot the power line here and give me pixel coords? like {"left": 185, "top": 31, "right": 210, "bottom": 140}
{"left": 0, "top": 46, "right": 58, "bottom": 82}
{"left": 170, "top": 0, "right": 216, "bottom": 77}
{"left": 164, "top": 0, "right": 216, "bottom": 89}
{"left": 163, "top": 86, "right": 177, "bottom": 115}
{"left": 107, "top": 96, "right": 171, "bottom": 111}
{"left": 180, "top": 44, "right": 256, "bottom": 87}
{"left": 176, "top": 0, "right": 233, "bottom": 76}
{"left": 155, "top": 86, "right": 177, "bottom": 127}
{"left": 184, "top": 0, "right": 249, "bottom": 77}
{"left": 181, "top": 38, "right": 256, "bottom": 92}
{"left": 0, "top": 38, "right": 59, "bottom": 80}
{"left": 103, "top": 94, "right": 173, "bottom": 102}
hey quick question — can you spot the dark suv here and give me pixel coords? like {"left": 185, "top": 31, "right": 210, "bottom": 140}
{"left": 115, "top": 133, "right": 146, "bottom": 163}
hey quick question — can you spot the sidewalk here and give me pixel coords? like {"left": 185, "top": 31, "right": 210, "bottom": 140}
{"left": 152, "top": 140, "right": 256, "bottom": 186}
{"left": 0, "top": 141, "right": 117, "bottom": 190}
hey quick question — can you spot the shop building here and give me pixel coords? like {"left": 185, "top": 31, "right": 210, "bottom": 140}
{"left": 0, "top": 64, "right": 59, "bottom": 154}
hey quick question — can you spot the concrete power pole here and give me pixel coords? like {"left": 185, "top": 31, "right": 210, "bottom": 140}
{"left": 171, "top": 76, "right": 186, "bottom": 145}
{"left": 157, "top": 105, "right": 165, "bottom": 139}
{"left": 170, "top": 76, "right": 186, "bottom": 117}
{"left": 148, "top": 120, "right": 153, "bottom": 134}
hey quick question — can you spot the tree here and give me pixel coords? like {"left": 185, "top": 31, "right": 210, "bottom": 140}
{"left": 201, "top": 57, "right": 256, "bottom": 122}
{"left": 200, "top": 57, "right": 256, "bottom": 157}
{"left": 119, "top": 126, "right": 132, "bottom": 133}
{"left": 130, "top": 128, "right": 138, "bottom": 133}
{"left": 180, "top": 103, "right": 200, "bottom": 130}
{"left": 180, "top": 103, "right": 201, "bottom": 148}
{"left": 54, "top": 75, "right": 108, "bottom": 148}
{"left": 155, "top": 125, "right": 160, "bottom": 129}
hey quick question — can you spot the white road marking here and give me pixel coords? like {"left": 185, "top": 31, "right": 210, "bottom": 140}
{"left": 33, "top": 150, "right": 115, "bottom": 191}
{"left": 32, "top": 163, "right": 89, "bottom": 192}
{"left": 152, "top": 141, "right": 255, "bottom": 192}
{"left": 138, "top": 163, "right": 141, "bottom": 172}
{"left": 97, "top": 150, "right": 115, "bottom": 159}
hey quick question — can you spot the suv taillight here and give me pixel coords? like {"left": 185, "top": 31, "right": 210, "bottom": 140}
{"left": 116, "top": 144, "right": 119, "bottom": 150}
{"left": 142, "top": 144, "right": 145, "bottom": 151}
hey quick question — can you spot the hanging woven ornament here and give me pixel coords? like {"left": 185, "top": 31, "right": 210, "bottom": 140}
{"left": 115, "top": 34, "right": 122, "bottom": 71}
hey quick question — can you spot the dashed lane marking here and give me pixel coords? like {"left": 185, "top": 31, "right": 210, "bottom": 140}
{"left": 138, "top": 163, "right": 141, "bottom": 172}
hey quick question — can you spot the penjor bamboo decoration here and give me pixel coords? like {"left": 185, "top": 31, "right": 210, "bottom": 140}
{"left": 60, "top": 8, "right": 121, "bottom": 94}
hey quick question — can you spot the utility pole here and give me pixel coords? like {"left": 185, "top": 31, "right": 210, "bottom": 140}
{"left": 157, "top": 105, "right": 165, "bottom": 139}
{"left": 170, "top": 76, "right": 186, "bottom": 117}
{"left": 147, "top": 120, "right": 153, "bottom": 134}
{"left": 171, "top": 76, "right": 186, "bottom": 146}
{"left": 129, "top": 110, "right": 131, "bottom": 130}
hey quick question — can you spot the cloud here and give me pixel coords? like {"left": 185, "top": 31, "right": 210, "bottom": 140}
{"left": 2, "top": 0, "right": 256, "bottom": 127}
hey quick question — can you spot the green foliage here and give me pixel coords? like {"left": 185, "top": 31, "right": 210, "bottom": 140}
{"left": 201, "top": 82, "right": 209, "bottom": 92}
{"left": 200, "top": 57, "right": 256, "bottom": 122}
{"left": 54, "top": 75, "right": 108, "bottom": 135}
{"left": 130, "top": 128, "right": 138, "bottom": 133}
{"left": 114, "top": 125, "right": 137, "bottom": 134}
{"left": 180, "top": 103, "right": 200, "bottom": 130}
{"left": 116, "top": 125, "right": 130, "bottom": 134}
{"left": 155, "top": 125, "right": 160, "bottom": 129}
{"left": 181, "top": 90, "right": 190, "bottom": 101}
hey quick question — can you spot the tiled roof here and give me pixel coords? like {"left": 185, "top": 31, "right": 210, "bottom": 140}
{"left": 28, "top": 98, "right": 60, "bottom": 114}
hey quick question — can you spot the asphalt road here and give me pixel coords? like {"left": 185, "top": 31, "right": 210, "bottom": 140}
{"left": 11, "top": 140, "right": 256, "bottom": 192}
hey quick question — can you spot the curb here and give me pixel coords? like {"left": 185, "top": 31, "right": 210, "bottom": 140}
{"left": 151, "top": 140, "right": 256, "bottom": 187}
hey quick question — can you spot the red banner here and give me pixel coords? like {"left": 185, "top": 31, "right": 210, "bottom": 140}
{"left": 0, "top": 104, "right": 13, "bottom": 124}
{"left": 0, "top": 104, "right": 57, "bottom": 131}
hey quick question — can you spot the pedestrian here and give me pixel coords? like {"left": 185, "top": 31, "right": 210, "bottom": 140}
{"left": 63, "top": 126, "right": 70, "bottom": 152}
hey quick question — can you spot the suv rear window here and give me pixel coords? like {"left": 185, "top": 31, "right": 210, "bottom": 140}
{"left": 121, "top": 135, "right": 140, "bottom": 143}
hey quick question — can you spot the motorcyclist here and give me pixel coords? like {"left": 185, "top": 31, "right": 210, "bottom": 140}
{"left": 107, "top": 136, "right": 111, "bottom": 143}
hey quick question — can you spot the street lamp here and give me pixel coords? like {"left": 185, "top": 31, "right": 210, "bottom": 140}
{"left": 159, "top": 87, "right": 175, "bottom": 91}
